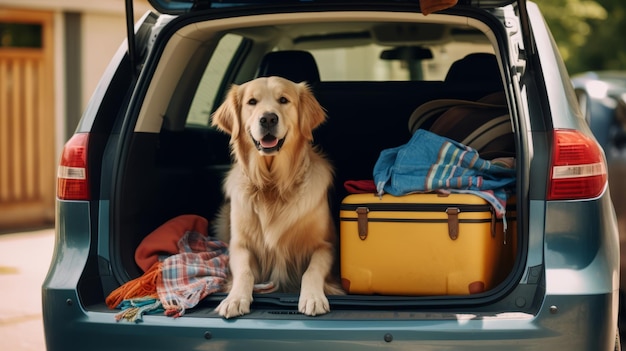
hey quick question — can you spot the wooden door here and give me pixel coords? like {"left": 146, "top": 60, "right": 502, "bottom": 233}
{"left": 0, "top": 10, "right": 55, "bottom": 229}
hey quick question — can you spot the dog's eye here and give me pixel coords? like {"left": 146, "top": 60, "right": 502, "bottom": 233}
{"left": 278, "top": 96, "right": 289, "bottom": 104}
{"left": 248, "top": 98, "right": 257, "bottom": 105}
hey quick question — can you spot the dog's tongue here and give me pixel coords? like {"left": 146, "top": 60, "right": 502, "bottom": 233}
{"left": 260, "top": 135, "right": 279, "bottom": 148}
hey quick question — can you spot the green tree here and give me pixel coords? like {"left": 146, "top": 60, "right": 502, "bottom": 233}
{"left": 536, "top": 0, "right": 626, "bottom": 73}
{"left": 573, "top": 0, "right": 626, "bottom": 72}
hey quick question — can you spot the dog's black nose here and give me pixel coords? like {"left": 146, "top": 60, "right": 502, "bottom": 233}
{"left": 260, "top": 113, "right": 279, "bottom": 129}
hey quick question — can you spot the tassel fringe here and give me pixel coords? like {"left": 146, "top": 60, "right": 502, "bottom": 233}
{"left": 106, "top": 261, "right": 162, "bottom": 309}
{"left": 114, "top": 297, "right": 164, "bottom": 323}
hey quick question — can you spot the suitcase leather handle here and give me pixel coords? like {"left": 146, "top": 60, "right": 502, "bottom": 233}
{"left": 446, "top": 207, "right": 460, "bottom": 240}
{"left": 353, "top": 205, "right": 494, "bottom": 241}
{"left": 356, "top": 207, "right": 369, "bottom": 240}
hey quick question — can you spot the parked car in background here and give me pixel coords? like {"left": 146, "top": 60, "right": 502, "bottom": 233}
{"left": 43, "top": 1, "right": 621, "bottom": 350}
{"left": 572, "top": 71, "right": 626, "bottom": 152}
{"left": 572, "top": 70, "right": 626, "bottom": 339}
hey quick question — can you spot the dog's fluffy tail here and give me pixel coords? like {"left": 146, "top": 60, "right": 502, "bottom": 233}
{"left": 212, "top": 202, "right": 231, "bottom": 243}
{"left": 324, "top": 280, "right": 346, "bottom": 295}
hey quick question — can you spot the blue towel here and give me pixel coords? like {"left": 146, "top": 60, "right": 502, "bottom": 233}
{"left": 373, "top": 129, "right": 516, "bottom": 219}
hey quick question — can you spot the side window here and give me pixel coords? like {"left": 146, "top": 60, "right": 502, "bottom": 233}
{"left": 186, "top": 34, "right": 244, "bottom": 126}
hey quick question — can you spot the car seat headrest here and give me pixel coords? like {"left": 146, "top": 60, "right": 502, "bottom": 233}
{"left": 257, "top": 50, "right": 321, "bottom": 85}
{"left": 445, "top": 53, "right": 503, "bottom": 92}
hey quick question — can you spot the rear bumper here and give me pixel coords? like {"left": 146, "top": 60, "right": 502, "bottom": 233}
{"left": 41, "top": 289, "right": 617, "bottom": 351}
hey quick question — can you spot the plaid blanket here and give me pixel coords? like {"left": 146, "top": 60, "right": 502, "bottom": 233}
{"left": 113, "top": 230, "right": 229, "bottom": 322}
{"left": 158, "top": 231, "right": 229, "bottom": 317}
{"left": 373, "top": 129, "right": 515, "bottom": 219}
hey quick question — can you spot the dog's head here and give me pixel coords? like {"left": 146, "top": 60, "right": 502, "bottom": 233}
{"left": 211, "top": 76, "right": 326, "bottom": 156}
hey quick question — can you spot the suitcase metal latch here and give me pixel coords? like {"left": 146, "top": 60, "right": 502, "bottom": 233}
{"left": 445, "top": 207, "right": 460, "bottom": 240}
{"left": 356, "top": 207, "right": 369, "bottom": 240}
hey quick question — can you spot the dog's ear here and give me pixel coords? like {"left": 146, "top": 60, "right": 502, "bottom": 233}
{"left": 211, "top": 84, "right": 240, "bottom": 136}
{"left": 297, "top": 82, "right": 326, "bottom": 141}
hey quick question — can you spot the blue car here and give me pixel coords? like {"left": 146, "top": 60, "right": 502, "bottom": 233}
{"left": 43, "top": 1, "right": 620, "bottom": 350}
{"left": 572, "top": 71, "right": 626, "bottom": 152}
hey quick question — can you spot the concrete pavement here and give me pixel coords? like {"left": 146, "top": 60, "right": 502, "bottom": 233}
{"left": 0, "top": 228, "right": 55, "bottom": 351}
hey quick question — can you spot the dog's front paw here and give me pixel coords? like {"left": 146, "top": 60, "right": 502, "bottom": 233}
{"left": 215, "top": 295, "right": 252, "bottom": 319}
{"left": 298, "top": 292, "right": 330, "bottom": 316}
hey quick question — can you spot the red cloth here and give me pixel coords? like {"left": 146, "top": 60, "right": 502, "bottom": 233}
{"left": 134, "top": 214, "right": 209, "bottom": 272}
{"left": 420, "top": 0, "right": 458, "bottom": 15}
{"left": 344, "top": 180, "right": 377, "bottom": 194}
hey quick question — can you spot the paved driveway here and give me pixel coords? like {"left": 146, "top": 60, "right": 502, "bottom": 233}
{"left": 0, "top": 228, "right": 54, "bottom": 351}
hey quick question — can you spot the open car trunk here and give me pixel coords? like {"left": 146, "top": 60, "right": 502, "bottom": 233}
{"left": 100, "top": 0, "right": 532, "bottom": 319}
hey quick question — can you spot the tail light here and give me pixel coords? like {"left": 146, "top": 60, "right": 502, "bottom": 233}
{"left": 57, "top": 133, "right": 90, "bottom": 200}
{"left": 548, "top": 129, "right": 607, "bottom": 200}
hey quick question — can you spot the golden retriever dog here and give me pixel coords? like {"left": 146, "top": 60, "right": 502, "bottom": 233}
{"left": 211, "top": 76, "right": 343, "bottom": 318}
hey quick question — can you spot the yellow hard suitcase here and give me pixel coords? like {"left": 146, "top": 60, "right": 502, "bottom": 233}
{"left": 339, "top": 193, "right": 516, "bottom": 296}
